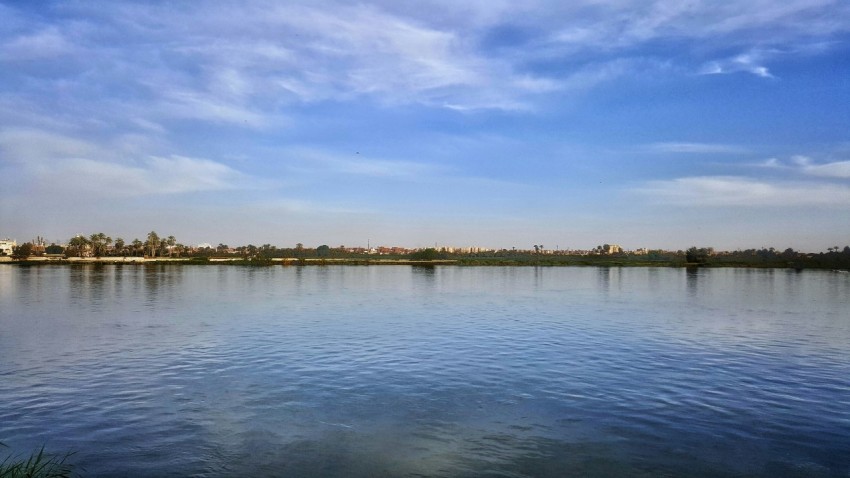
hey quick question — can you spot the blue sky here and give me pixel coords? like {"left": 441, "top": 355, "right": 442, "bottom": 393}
{"left": 1, "top": 1, "right": 849, "bottom": 251}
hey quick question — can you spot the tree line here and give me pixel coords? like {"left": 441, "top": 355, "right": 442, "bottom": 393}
{"left": 6, "top": 235, "right": 850, "bottom": 269}
{"left": 6, "top": 231, "right": 182, "bottom": 259}
{"left": 60, "top": 231, "right": 182, "bottom": 258}
{"left": 7, "top": 232, "right": 339, "bottom": 261}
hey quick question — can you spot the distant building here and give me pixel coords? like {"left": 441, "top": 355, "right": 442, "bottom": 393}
{"left": 601, "top": 244, "right": 622, "bottom": 254}
{"left": 0, "top": 239, "right": 16, "bottom": 256}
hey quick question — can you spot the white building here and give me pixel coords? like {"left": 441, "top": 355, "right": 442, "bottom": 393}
{"left": 0, "top": 239, "right": 16, "bottom": 256}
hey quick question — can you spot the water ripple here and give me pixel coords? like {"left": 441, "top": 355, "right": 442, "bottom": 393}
{"left": 1, "top": 266, "right": 848, "bottom": 476}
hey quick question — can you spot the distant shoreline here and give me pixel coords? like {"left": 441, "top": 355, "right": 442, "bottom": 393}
{"left": 0, "top": 256, "right": 459, "bottom": 266}
{"left": 2, "top": 256, "right": 849, "bottom": 271}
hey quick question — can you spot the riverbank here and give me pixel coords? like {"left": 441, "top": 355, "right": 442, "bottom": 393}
{"left": 0, "top": 256, "right": 459, "bottom": 266}
{"left": 3, "top": 255, "right": 850, "bottom": 270}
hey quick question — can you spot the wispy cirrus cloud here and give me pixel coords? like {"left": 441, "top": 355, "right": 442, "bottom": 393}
{"left": 758, "top": 155, "right": 850, "bottom": 179}
{"left": 29, "top": 155, "right": 249, "bottom": 198}
{"left": 802, "top": 160, "right": 850, "bottom": 179}
{"left": 0, "top": 26, "right": 74, "bottom": 61}
{"left": 0, "top": 128, "right": 251, "bottom": 197}
{"left": 86, "top": 2, "right": 540, "bottom": 113}
{"left": 286, "top": 148, "right": 447, "bottom": 179}
{"left": 0, "top": 129, "right": 105, "bottom": 164}
{"left": 155, "top": 89, "right": 273, "bottom": 128}
{"left": 646, "top": 142, "right": 749, "bottom": 154}
{"left": 2, "top": 0, "right": 848, "bottom": 127}
{"left": 699, "top": 49, "right": 776, "bottom": 78}
{"left": 638, "top": 176, "right": 850, "bottom": 207}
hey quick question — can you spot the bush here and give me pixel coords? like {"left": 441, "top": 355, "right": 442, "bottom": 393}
{"left": 408, "top": 248, "right": 443, "bottom": 261}
{"left": 11, "top": 243, "right": 33, "bottom": 261}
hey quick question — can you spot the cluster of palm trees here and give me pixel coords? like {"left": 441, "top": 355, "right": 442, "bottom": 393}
{"left": 65, "top": 231, "right": 183, "bottom": 258}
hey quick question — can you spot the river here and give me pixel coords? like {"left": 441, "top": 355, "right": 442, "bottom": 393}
{"left": 1, "top": 265, "right": 848, "bottom": 477}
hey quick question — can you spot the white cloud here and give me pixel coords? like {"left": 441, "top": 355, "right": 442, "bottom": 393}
{"left": 2, "top": 0, "right": 847, "bottom": 123}
{"left": 759, "top": 157, "right": 781, "bottom": 168}
{"left": 32, "top": 155, "right": 248, "bottom": 197}
{"left": 647, "top": 142, "right": 748, "bottom": 154}
{"left": 699, "top": 50, "right": 777, "bottom": 78}
{"left": 558, "top": 57, "right": 673, "bottom": 92}
{"left": 0, "top": 128, "right": 250, "bottom": 197}
{"left": 131, "top": 118, "right": 166, "bottom": 133}
{"left": 123, "top": 2, "right": 525, "bottom": 111}
{"left": 753, "top": 155, "right": 850, "bottom": 178}
{"left": 792, "top": 155, "right": 812, "bottom": 166}
{"left": 157, "top": 89, "right": 271, "bottom": 128}
{"left": 288, "top": 148, "right": 446, "bottom": 179}
{"left": 802, "top": 160, "right": 850, "bottom": 179}
{"left": 0, "top": 27, "right": 74, "bottom": 61}
{"left": 0, "top": 129, "right": 105, "bottom": 164}
{"left": 639, "top": 176, "right": 850, "bottom": 207}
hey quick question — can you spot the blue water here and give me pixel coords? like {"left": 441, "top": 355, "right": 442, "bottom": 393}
{"left": 1, "top": 265, "right": 848, "bottom": 477}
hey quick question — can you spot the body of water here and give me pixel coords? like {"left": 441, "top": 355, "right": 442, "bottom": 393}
{"left": 1, "top": 265, "right": 848, "bottom": 477}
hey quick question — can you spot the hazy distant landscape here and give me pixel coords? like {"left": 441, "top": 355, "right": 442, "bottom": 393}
{"left": 3, "top": 231, "right": 850, "bottom": 270}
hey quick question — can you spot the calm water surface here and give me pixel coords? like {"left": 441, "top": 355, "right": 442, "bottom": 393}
{"left": 1, "top": 265, "right": 849, "bottom": 477}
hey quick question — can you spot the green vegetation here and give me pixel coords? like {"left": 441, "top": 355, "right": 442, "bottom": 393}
{"left": 88, "top": 233, "right": 112, "bottom": 258}
{"left": 0, "top": 443, "right": 76, "bottom": 478}
{"left": 66, "top": 236, "right": 89, "bottom": 258}
{"left": 5, "top": 230, "right": 850, "bottom": 270}
{"left": 407, "top": 248, "right": 446, "bottom": 261}
{"left": 45, "top": 244, "right": 64, "bottom": 255}
{"left": 685, "top": 247, "right": 712, "bottom": 264}
{"left": 10, "top": 243, "right": 33, "bottom": 261}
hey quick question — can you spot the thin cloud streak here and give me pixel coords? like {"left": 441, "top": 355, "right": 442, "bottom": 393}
{"left": 0, "top": 129, "right": 106, "bottom": 164}
{"left": 5, "top": 0, "right": 844, "bottom": 121}
{"left": 646, "top": 142, "right": 749, "bottom": 154}
{"left": 29, "top": 155, "right": 250, "bottom": 198}
{"left": 803, "top": 160, "right": 850, "bottom": 179}
{"left": 639, "top": 176, "right": 850, "bottom": 207}
{"left": 699, "top": 49, "right": 777, "bottom": 78}
{"left": 756, "top": 155, "right": 850, "bottom": 179}
{"left": 286, "top": 148, "right": 448, "bottom": 179}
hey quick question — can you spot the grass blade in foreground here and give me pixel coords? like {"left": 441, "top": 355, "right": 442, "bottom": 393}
{"left": 0, "top": 443, "right": 77, "bottom": 478}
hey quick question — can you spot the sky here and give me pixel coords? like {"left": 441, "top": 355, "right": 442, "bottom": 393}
{"left": 1, "top": 0, "right": 849, "bottom": 251}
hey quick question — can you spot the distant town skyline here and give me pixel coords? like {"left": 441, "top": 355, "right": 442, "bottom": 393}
{"left": 1, "top": 1, "right": 849, "bottom": 251}
{"left": 2, "top": 232, "right": 846, "bottom": 256}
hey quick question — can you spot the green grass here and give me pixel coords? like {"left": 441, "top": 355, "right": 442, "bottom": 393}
{"left": 0, "top": 443, "right": 77, "bottom": 478}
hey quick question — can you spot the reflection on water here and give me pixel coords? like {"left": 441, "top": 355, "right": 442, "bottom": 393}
{"left": 685, "top": 266, "right": 699, "bottom": 297}
{"left": 0, "top": 265, "right": 849, "bottom": 477}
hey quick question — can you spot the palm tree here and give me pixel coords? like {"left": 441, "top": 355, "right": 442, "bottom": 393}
{"left": 131, "top": 239, "right": 143, "bottom": 256}
{"left": 68, "top": 235, "right": 90, "bottom": 258}
{"left": 89, "top": 232, "right": 112, "bottom": 258}
{"left": 146, "top": 231, "right": 160, "bottom": 257}
{"left": 167, "top": 236, "right": 176, "bottom": 257}
{"left": 114, "top": 238, "right": 125, "bottom": 256}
